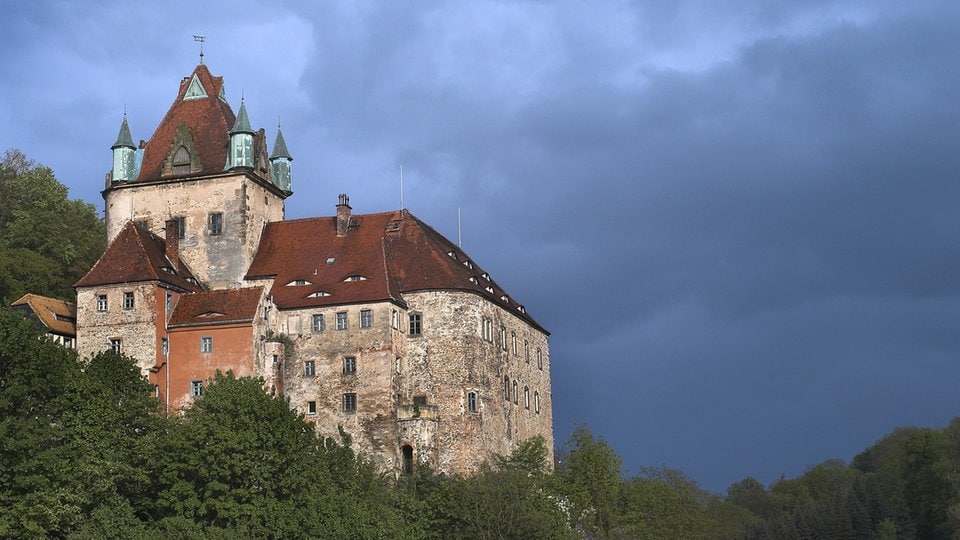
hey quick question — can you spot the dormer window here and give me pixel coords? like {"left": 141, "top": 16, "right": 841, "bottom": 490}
{"left": 286, "top": 280, "right": 311, "bottom": 286}
{"left": 308, "top": 291, "right": 331, "bottom": 298}
{"left": 482, "top": 273, "right": 490, "bottom": 281}
{"left": 172, "top": 146, "right": 191, "bottom": 175}
{"left": 485, "top": 286, "right": 494, "bottom": 294}
{"left": 447, "top": 250, "right": 458, "bottom": 259}
{"left": 344, "top": 275, "right": 367, "bottom": 282}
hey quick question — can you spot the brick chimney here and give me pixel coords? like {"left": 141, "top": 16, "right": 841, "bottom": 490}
{"left": 164, "top": 219, "right": 180, "bottom": 270}
{"left": 336, "top": 194, "right": 351, "bottom": 237}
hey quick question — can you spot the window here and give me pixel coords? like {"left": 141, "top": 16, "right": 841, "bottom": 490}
{"left": 537, "top": 348, "right": 543, "bottom": 370}
{"left": 525, "top": 340, "right": 530, "bottom": 363}
{"left": 482, "top": 317, "right": 493, "bottom": 342}
{"left": 401, "top": 444, "right": 414, "bottom": 474}
{"left": 123, "top": 291, "right": 134, "bottom": 310}
{"left": 535, "top": 391, "right": 540, "bottom": 413}
{"left": 307, "top": 401, "right": 317, "bottom": 415}
{"left": 165, "top": 293, "right": 173, "bottom": 315}
{"left": 174, "top": 216, "right": 185, "bottom": 238}
{"left": 161, "top": 337, "right": 169, "bottom": 357}
{"left": 336, "top": 311, "right": 348, "bottom": 330}
{"left": 360, "top": 309, "right": 372, "bottom": 328}
{"left": 173, "top": 146, "right": 191, "bottom": 175}
{"left": 190, "top": 380, "right": 203, "bottom": 397}
{"left": 272, "top": 354, "right": 279, "bottom": 366}
{"left": 200, "top": 336, "right": 212, "bottom": 353}
{"left": 409, "top": 313, "right": 422, "bottom": 336}
{"left": 343, "top": 356, "right": 356, "bottom": 374}
{"left": 504, "top": 376, "right": 511, "bottom": 401}
{"left": 391, "top": 310, "right": 399, "bottom": 330}
{"left": 512, "top": 332, "right": 517, "bottom": 355}
{"left": 110, "top": 338, "right": 122, "bottom": 354}
{"left": 312, "top": 313, "right": 325, "bottom": 332}
{"left": 97, "top": 294, "right": 108, "bottom": 312}
{"left": 524, "top": 386, "right": 530, "bottom": 409}
{"left": 467, "top": 391, "right": 478, "bottom": 413}
{"left": 513, "top": 381, "right": 518, "bottom": 404}
{"left": 413, "top": 395, "right": 427, "bottom": 406}
{"left": 209, "top": 212, "right": 223, "bottom": 235}
{"left": 499, "top": 325, "right": 507, "bottom": 350}
{"left": 135, "top": 220, "right": 148, "bottom": 229}
{"left": 63, "top": 337, "right": 73, "bottom": 349}
{"left": 344, "top": 393, "right": 357, "bottom": 413}
{"left": 304, "top": 361, "right": 315, "bottom": 377}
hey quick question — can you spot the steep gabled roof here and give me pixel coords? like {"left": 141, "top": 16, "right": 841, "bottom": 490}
{"left": 11, "top": 294, "right": 77, "bottom": 337}
{"left": 74, "top": 222, "right": 202, "bottom": 292}
{"left": 168, "top": 286, "right": 263, "bottom": 328}
{"left": 246, "top": 210, "right": 546, "bottom": 332}
{"left": 137, "top": 64, "right": 236, "bottom": 181}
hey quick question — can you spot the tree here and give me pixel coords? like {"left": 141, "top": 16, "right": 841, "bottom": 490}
{"left": 0, "top": 148, "right": 104, "bottom": 303}
{"left": 557, "top": 425, "right": 623, "bottom": 536}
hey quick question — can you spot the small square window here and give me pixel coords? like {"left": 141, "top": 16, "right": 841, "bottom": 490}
{"left": 307, "top": 401, "right": 317, "bottom": 415}
{"left": 336, "top": 311, "right": 348, "bottom": 330}
{"left": 312, "top": 314, "right": 325, "bottom": 332}
{"left": 109, "top": 338, "right": 122, "bottom": 354}
{"left": 190, "top": 380, "right": 203, "bottom": 397}
{"left": 413, "top": 395, "right": 427, "bottom": 406}
{"left": 409, "top": 313, "right": 422, "bottom": 336}
{"left": 123, "top": 291, "right": 134, "bottom": 310}
{"left": 344, "top": 392, "right": 357, "bottom": 413}
{"left": 97, "top": 294, "right": 108, "bottom": 312}
{"left": 360, "top": 309, "right": 372, "bottom": 328}
{"left": 343, "top": 356, "right": 356, "bottom": 374}
{"left": 209, "top": 212, "right": 223, "bottom": 236}
{"left": 200, "top": 336, "right": 212, "bottom": 353}
{"left": 304, "top": 360, "right": 315, "bottom": 377}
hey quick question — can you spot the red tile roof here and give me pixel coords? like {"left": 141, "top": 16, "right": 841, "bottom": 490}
{"left": 74, "top": 222, "right": 202, "bottom": 292}
{"left": 11, "top": 293, "right": 77, "bottom": 337}
{"left": 168, "top": 286, "right": 264, "bottom": 328}
{"left": 137, "top": 64, "right": 235, "bottom": 182}
{"left": 246, "top": 210, "right": 547, "bottom": 333}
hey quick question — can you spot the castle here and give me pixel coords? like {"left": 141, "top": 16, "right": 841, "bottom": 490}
{"left": 73, "top": 62, "right": 553, "bottom": 475}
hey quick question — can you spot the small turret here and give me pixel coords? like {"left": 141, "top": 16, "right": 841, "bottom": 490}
{"left": 111, "top": 114, "right": 137, "bottom": 183}
{"left": 225, "top": 99, "right": 254, "bottom": 170}
{"left": 269, "top": 124, "right": 292, "bottom": 193}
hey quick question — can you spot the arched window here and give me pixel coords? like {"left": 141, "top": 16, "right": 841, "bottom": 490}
{"left": 401, "top": 444, "right": 414, "bottom": 474}
{"left": 534, "top": 391, "right": 540, "bottom": 413}
{"left": 172, "top": 146, "right": 190, "bottom": 175}
{"left": 513, "top": 381, "right": 518, "bottom": 404}
{"left": 504, "top": 376, "right": 510, "bottom": 401}
{"left": 524, "top": 386, "right": 530, "bottom": 409}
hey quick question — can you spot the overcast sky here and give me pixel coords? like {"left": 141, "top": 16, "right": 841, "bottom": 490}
{"left": 3, "top": 1, "right": 959, "bottom": 492}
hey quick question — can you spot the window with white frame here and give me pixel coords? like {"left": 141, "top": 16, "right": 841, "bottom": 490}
{"left": 200, "top": 336, "right": 212, "bottom": 353}
{"left": 123, "top": 291, "right": 134, "bottom": 310}
{"left": 482, "top": 317, "right": 493, "bottom": 342}
{"left": 409, "top": 313, "right": 422, "bottom": 336}
{"left": 343, "top": 356, "right": 356, "bottom": 374}
{"left": 535, "top": 391, "right": 540, "bottom": 413}
{"left": 336, "top": 311, "right": 348, "bottom": 330}
{"left": 304, "top": 361, "right": 315, "bottom": 377}
{"left": 512, "top": 332, "right": 517, "bottom": 355}
{"left": 537, "top": 348, "right": 543, "bottom": 370}
{"left": 97, "top": 294, "right": 108, "bottom": 312}
{"left": 360, "top": 309, "right": 372, "bottom": 328}
{"left": 307, "top": 401, "right": 317, "bottom": 415}
{"left": 499, "top": 325, "right": 507, "bottom": 350}
{"left": 524, "top": 386, "right": 530, "bottom": 409}
{"left": 109, "top": 338, "right": 122, "bottom": 354}
{"left": 190, "top": 380, "right": 203, "bottom": 397}
{"left": 391, "top": 310, "right": 399, "bottom": 330}
{"left": 312, "top": 313, "right": 325, "bottom": 332}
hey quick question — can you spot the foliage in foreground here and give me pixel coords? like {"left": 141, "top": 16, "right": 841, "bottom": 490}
{"left": 3, "top": 303, "right": 960, "bottom": 538}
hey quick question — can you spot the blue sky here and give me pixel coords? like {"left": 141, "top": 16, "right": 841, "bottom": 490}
{"left": 3, "top": 1, "right": 959, "bottom": 492}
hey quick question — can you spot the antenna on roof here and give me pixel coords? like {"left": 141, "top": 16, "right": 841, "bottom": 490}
{"left": 400, "top": 165, "right": 405, "bottom": 213}
{"left": 458, "top": 207, "right": 462, "bottom": 247}
{"left": 193, "top": 34, "right": 206, "bottom": 64}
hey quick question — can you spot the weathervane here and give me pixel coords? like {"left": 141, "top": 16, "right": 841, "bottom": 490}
{"left": 193, "top": 34, "right": 205, "bottom": 64}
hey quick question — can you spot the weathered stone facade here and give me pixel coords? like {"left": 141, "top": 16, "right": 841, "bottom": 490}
{"left": 75, "top": 62, "right": 554, "bottom": 477}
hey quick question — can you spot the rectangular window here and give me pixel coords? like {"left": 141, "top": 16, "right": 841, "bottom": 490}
{"left": 209, "top": 212, "right": 223, "bottom": 235}
{"left": 535, "top": 391, "right": 540, "bottom": 413}
{"left": 467, "top": 391, "right": 478, "bottom": 413}
{"left": 360, "top": 309, "right": 372, "bottom": 328}
{"left": 524, "top": 386, "right": 530, "bottom": 409}
{"left": 413, "top": 395, "right": 427, "bottom": 406}
{"left": 161, "top": 337, "right": 169, "bottom": 357}
{"left": 391, "top": 310, "right": 399, "bottom": 330}
{"left": 304, "top": 360, "right": 315, "bottom": 377}
{"left": 512, "top": 332, "right": 518, "bottom": 355}
{"left": 336, "top": 311, "right": 348, "bottom": 330}
{"left": 343, "top": 356, "right": 356, "bottom": 374}
{"left": 110, "top": 338, "right": 122, "bottom": 354}
{"left": 312, "top": 313, "right": 325, "bottom": 332}
{"left": 307, "top": 401, "right": 317, "bottom": 415}
{"left": 165, "top": 292, "right": 173, "bottom": 315}
{"left": 97, "top": 294, "right": 108, "bottom": 312}
{"left": 190, "top": 380, "right": 203, "bottom": 397}
{"left": 482, "top": 317, "right": 492, "bottom": 342}
{"left": 344, "top": 393, "right": 357, "bottom": 413}
{"left": 200, "top": 336, "right": 212, "bottom": 353}
{"left": 537, "top": 348, "right": 543, "bottom": 370}
{"left": 500, "top": 325, "right": 507, "bottom": 350}
{"left": 175, "top": 216, "right": 185, "bottom": 239}
{"left": 63, "top": 337, "right": 73, "bottom": 349}
{"left": 409, "top": 313, "right": 422, "bottom": 336}
{"left": 525, "top": 340, "right": 530, "bottom": 363}
{"left": 123, "top": 291, "right": 134, "bottom": 310}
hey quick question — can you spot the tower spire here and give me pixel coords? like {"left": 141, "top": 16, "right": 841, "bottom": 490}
{"left": 270, "top": 121, "right": 293, "bottom": 193}
{"left": 193, "top": 34, "right": 205, "bottom": 64}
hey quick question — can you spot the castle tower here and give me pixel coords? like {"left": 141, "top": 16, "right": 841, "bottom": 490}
{"left": 269, "top": 125, "right": 292, "bottom": 194}
{"left": 102, "top": 63, "right": 291, "bottom": 288}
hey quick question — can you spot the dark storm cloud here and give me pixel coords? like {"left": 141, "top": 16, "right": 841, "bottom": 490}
{"left": 3, "top": 0, "right": 959, "bottom": 491}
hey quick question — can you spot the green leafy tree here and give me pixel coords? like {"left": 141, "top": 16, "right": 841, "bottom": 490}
{"left": 0, "top": 148, "right": 104, "bottom": 303}
{"left": 557, "top": 425, "right": 623, "bottom": 536}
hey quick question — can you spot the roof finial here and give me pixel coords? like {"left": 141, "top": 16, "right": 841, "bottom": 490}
{"left": 193, "top": 34, "right": 205, "bottom": 64}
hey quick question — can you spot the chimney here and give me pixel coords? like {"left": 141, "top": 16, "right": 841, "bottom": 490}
{"left": 164, "top": 219, "right": 180, "bottom": 270}
{"left": 336, "top": 194, "right": 351, "bottom": 237}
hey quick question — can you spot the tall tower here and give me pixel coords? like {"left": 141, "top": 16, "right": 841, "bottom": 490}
{"left": 102, "top": 63, "right": 292, "bottom": 288}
